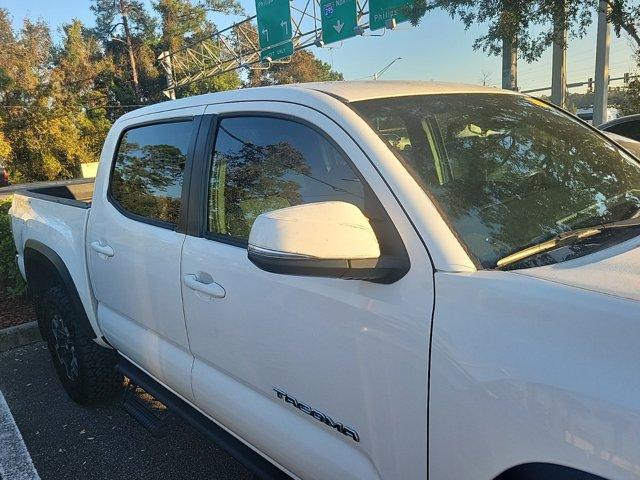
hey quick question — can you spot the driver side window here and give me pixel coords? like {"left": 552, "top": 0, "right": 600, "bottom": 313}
{"left": 207, "top": 116, "right": 365, "bottom": 242}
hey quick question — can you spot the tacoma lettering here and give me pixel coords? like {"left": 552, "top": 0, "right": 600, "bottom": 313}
{"left": 273, "top": 388, "right": 360, "bottom": 443}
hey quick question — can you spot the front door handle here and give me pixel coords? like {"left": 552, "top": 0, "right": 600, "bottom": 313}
{"left": 183, "top": 274, "right": 226, "bottom": 299}
{"left": 90, "top": 241, "right": 114, "bottom": 257}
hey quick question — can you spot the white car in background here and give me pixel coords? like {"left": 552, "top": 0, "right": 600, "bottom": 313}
{"left": 9, "top": 82, "right": 640, "bottom": 480}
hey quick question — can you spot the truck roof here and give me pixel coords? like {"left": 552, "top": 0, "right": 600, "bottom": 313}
{"left": 117, "top": 80, "right": 517, "bottom": 123}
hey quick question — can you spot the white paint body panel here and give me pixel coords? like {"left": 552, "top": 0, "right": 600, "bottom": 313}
{"left": 87, "top": 105, "right": 206, "bottom": 398}
{"left": 9, "top": 194, "right": 101, "bottom": 342}
{"left": 9, "top": 82, "right": 640, "bottom": 480}
{"left": 182, "top": 100, "right": 433, "bottom": 479}
{"left": 430, "top": 268, "right": 640, "bottom": 480}
{"left": 248, "top": 201, "right": 381, "bottom": 259}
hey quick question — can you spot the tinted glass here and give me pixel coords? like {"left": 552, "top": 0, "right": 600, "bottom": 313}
{"left": 354, "top": 94, "right": 640, "bottom": 268}
{"left": 605, "top": 120, "right": 640, "bottom": 142}
{"left": 208, "top": 116, "right": 364, "bottom": 240}
{"left": 111, "top": 121, "right": 192, "bottom": 225}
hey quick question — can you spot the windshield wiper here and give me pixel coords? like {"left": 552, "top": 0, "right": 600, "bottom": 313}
{"left": 496, "top": 217, "right": 640, "bottom": 269}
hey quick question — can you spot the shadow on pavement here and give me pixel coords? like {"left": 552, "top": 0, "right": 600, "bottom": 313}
{"left": 0, "top": 342, "right": 252, "bottom": 480}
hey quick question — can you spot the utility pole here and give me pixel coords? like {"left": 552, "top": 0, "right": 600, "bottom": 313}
{"left": 593, "top": 0, "right": 611, "bottom": 125}
{"left": 551, "top": 0, "right": 567, "bottom": 108}
{"left": 158, "top": 51, "right": 176, "bottom": 100}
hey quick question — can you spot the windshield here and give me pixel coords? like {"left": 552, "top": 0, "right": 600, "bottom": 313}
{"left": 353, "top": 94, "right": 640, "bottom": 268}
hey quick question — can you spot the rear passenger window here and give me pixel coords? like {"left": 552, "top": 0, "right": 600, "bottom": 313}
{"left": 207, "top": 116, "right": 365, "bottom": 241}
{"left": 110, "top": 121, "right": 192, "bottom": 225}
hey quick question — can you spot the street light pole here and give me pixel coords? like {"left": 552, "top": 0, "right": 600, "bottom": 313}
{"left": 373, "top": 57, "right": 402, "bottom": 80}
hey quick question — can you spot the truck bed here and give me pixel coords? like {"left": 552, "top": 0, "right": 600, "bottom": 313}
{"left": 17, "top": 178, "right": 94, "bottom": 208}
{"left": 10, "top": 178, "right": 99, "bottom": 342}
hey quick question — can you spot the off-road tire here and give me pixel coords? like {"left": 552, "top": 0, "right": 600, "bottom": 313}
{"left": 38, "top": 286, "right": 122, "bottom": 405}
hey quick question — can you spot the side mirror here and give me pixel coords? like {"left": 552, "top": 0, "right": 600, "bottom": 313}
{"left": 247, "top": 202, "right": 404, "bottom": 281}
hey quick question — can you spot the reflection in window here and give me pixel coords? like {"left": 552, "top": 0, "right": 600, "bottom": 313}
{"left": 208, "top": 116, "right": 364, "bottom": 240}
{"left": 111, "top": 121, "right": 192, "bottom": 225}
{"left": 354, "top": 94, "right": 640, "bottom": 267}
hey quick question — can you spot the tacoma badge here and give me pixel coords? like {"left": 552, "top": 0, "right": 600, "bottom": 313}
{"left": 274, "top": 388, "right": 360, "bottom": 443}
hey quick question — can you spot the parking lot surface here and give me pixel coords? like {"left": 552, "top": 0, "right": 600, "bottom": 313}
{"left": 0, "top": 342, "right": 252, "bottom": 480}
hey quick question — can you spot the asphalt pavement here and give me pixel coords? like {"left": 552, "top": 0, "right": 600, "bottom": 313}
{"left": 0, "top": 342, "right": 252, "bottom": 480}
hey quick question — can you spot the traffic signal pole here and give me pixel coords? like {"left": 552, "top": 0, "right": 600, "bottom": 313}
{"left": 593, "top": 0, "right": 611, "bottom": 126}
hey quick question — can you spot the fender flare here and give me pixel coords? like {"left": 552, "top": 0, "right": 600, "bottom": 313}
{"left": 495, "top": 463, "right": 608, "bottom": 480}
{"left": 24, "top": 239, "right": 97, "bottom": 339}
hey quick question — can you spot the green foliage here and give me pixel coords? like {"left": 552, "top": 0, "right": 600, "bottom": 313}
{"left": 422, "top": 0, "right": 640, "bottom": 64}
{"left": 252, "top": 50, "right": 344, "bottom": 86}
{"left": 0, "top": 14, "right": 112, "bottom": 182}
{"left": 155, "top": 0, "right": 244, "bottom": 96}
{"left": 619, "top": 80, "right": 640, "bottom": 116}
{"left": 0, "top": 197, "right": 26, "bottom": 297}
{"left": 0, "top": 1, "right": 344, "bottom": 183}
{"left": 425, "top": 1, "right": 594, "bottom": 63}
{"left": 607, "top": 0, "right": 640, "bottom": 49}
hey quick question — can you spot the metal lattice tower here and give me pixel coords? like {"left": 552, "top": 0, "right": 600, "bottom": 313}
{"left": 158, "top": 0, "right": 370, "bottom": 95}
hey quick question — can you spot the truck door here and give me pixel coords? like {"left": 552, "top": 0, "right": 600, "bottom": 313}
{"left": 181, "top": 102, "right": 434, "bottom": 479}
{"left": 88, "top": 107, "right": 204, "bottom": 400}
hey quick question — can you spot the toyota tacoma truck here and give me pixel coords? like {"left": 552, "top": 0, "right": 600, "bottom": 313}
{"left": 9, "top": 82, "right": 640, "bottom": 480}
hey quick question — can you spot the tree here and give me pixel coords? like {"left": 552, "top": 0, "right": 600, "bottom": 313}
{"left": 619, "top": 79, "right": 640, "bottom": 116}
{"left": 426, "top": 1, "right": 540, "bottom": 90}
{"left": 50, "top": 21, "right": 113, "bottom": 168}
{"left": 606, "top": 0, "right": 640, "bottom": 50}
{"left": 154, "top": 0, "right": 243, "bottom": 97}
{"left": 92, "top": 0, "right": 157, "bottom": 101}
{"left": 425, "top": 0, "right": 593, "bottom": 90}
{"left": 260, "top": 50, "right": 343, "bottom": 85}
{"left": 0, "top": 13, "right": 112, "bottom": 181}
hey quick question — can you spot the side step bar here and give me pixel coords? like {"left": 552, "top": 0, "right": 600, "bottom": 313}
{"left": 121, "top": 383, "right": 168, "bottom": 438}
{"left": 118, "top": 358, "right": 292, "bottom": 480}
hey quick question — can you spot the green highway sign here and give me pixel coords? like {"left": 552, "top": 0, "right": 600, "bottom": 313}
{"left": 320, "top": 0, "right": 358, "bottom": 45}
{"left": 260, "top": 40, "right": 294, "bottom": 62}
{"left": 369, "top": 0, "right": 411, "bottom": 31}
{"left": 255, "top": 0, "right": 293, "bottom": 61}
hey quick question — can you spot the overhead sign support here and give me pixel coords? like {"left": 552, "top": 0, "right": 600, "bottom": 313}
{"left": 162, "top": 0, "right": 393, "bottom": 91}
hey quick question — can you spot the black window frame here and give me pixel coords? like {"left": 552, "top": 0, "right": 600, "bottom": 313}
{"left": 187, "top": 112, "right": 410, "bottom": 267}
{"left": 107, "top": 116, "right": 202, "bottom": 233}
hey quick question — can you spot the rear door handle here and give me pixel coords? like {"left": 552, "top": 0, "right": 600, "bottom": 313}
{"left": 90, "top": 241, "right": 114, "bottom": 257}
{"left": 183, "top": 274, "right": 226, "bottom": 299}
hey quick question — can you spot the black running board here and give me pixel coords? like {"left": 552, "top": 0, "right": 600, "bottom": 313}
{"left": 118, "top": 358, "right": 292, "bottom": 480}
{"left": 121, "top": 383, "right": 168, "bottom": 438}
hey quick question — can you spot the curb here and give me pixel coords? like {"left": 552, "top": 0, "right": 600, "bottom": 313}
{"left": 0, "top": 322, "right": 41, "bottom": 352}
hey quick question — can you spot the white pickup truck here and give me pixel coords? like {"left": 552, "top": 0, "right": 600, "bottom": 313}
{"left": 9, "top": 81, "right": 640, "bottom": 480}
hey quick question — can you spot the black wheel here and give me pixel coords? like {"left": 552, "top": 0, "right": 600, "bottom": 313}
{"left": 39, "top": 286, "right": 123, "bottom": 405}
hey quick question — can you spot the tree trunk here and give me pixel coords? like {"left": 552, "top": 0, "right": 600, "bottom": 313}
{"left": 551, "top": 0, "right": 567, "bottom": 108}
{"left": 502, "top": 36, "right": 518, "bottom": 91}
{"left": 594, "top": 0, "right": 611, "bottom": 126}
{"left": 120, "top": 0, "right": 141, "bottom": 101}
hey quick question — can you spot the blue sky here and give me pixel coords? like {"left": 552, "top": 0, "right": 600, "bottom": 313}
{"left": 3, "top": 0, "right": 637, "bottom": 92}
